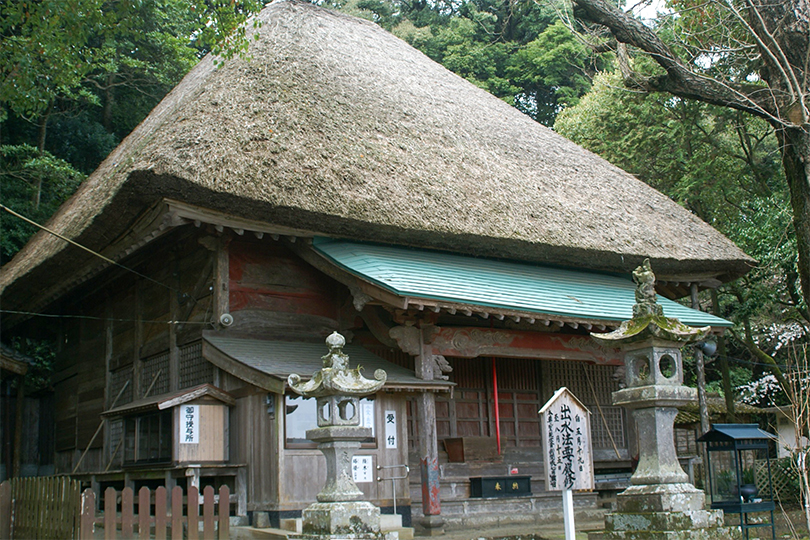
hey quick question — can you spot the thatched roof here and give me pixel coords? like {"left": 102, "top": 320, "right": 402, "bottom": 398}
{"left": 0, "top": 0, "right": 752, "bottom": 311}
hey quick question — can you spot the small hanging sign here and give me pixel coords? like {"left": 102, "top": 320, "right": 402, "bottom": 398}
{"left": 539, "top": 387, "right": 594, "bottom": 491}
{"left": 180, "top": 405, "right": 199, "bottom": 444}
{"left": 384, "top": 410, "right": 398, "bottom": 449}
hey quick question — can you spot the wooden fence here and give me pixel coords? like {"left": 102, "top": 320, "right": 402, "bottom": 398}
{"left": 0, "top": 476, "right": 82, "bottom": 539}
{"left": 0, "top": 478, "right": 229, "bottom": 539}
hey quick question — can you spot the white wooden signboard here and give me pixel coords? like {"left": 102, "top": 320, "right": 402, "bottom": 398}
{"left": 539, "top": 387, "right": 594, "bottom": 540}
{"left": 540, "top": 387, "right": 594, "bottom": 491}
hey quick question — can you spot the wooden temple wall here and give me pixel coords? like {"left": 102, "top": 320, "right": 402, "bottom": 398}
{"left": 35, "top": 228, "right": 216, "bottom": 474}
{"left": 408, "top": 356, "right": 629, "bottom": 466}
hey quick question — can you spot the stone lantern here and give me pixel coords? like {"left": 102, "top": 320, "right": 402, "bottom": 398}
{"left": 288, "top": 332, "right": 387, "bottom": 538}
{"left": 588, "top": 260, "right": 739, "bottom": 540}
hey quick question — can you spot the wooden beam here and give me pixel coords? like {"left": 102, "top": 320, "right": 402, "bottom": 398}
{"left": 422, "top": 326, "right": 623, "bottom": 364}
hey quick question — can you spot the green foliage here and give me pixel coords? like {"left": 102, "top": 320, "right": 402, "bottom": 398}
{"left": 0, "top": 144, "right": 85, "bottom": 264}
{"left": 556, "top": 68, "right": 803, "bottom": 396}
{"left": 8, "top": 337, "right": 56, "bottom": 393}
{"left": 388, "top": 0, "right": 601, "bottom": 126}
{"left": 0, "top": 0, "right": 265, "bottom": 263}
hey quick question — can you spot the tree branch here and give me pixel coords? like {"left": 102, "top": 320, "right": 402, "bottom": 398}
{"left": 570, "top": 0, "right": 784, "bottom": 123}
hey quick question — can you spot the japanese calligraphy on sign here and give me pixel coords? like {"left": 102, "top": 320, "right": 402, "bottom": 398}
{"left": 180, "top": 405, "right": 199, "bottom": 444}
{"left": 384, "top": 409, "right": 397, "bottom": 449}
{"left": 352, "top": 455, "right": 373, "bottom": 483}
{"left": 539, "top": 388, "right": 593, "bottom": 491}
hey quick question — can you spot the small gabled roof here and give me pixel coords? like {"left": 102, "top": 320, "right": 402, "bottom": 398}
{"left": 697, "top": 423, "right": 776, "bottom": 443}
{"left": 0, "top": 0, "right": 751, "bottom": 315}
{"left": 102, "top": 384, "right": 235, "bottom": 417}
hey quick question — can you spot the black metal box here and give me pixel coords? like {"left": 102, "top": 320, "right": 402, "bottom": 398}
{"left": 469, "top": 476, "right": 532, "bottom": 498}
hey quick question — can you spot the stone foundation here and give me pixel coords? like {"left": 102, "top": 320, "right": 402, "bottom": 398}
{"left": 298, "top": 501, "right": 383, "bottom": 539}
{"left": 589, "top": 484, "right": 741, "bottom": 540}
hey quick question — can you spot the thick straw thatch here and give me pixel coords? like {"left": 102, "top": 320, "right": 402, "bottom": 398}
{"left": 0, "top": 0, "right": 752, "bottom": 310}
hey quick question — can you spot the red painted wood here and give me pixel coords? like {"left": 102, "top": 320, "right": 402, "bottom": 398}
{"left": 104, "top": 487, "right": 116, "bottom": 540}
{"left": 428, "top": 327, "right": 623, "bottom": 364}
{"left": 187, "top": 486, "right": 199, "bottom": 540}
{"left": 218, "top": 486, "right": 230, "bottom": 539}
{"left": 228, "top": 239, "right": 338, "bottom": 317}
{"left": 122, "top": 488, "right": 134, "bottom": 538}
{"left": 155, "top": 487, "right": 167, "bottom": 540}
{"left": 139, "top": 487, "right": 150, "bottom": 539}
{"left": 172, "top": 486, "right": 183, "bottom": 540}
{"left": 420, "top": 457, "right": 441, "bottom": 515}
{"left": 203, "top": 486, "right": 214, "bottom": 540}
{"left": 80, "top": 489, "right": 95, "bottom": 540}
{"left": 492, "top": 358, "right": 501, "bottom": 455}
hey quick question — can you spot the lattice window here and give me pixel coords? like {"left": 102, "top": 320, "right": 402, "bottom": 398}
{"left": 542, "top": 360, "right": 626, "bottom": 450}
{"left": 179, "top": 341, "right": 212, "bottom": 389}
{"left": 141, "top": 351, "right": 170, "bottom": 396}
{"left": 108, "top": 418, "right": 124, "bottom": 469}
{"left": 110, "top": 366, "right": 133, "bottom": 406}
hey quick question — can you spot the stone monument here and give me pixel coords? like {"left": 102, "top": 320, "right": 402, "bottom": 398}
{"left": 288, "top": 332, "right": 387, "bottom": 539}
{"left": 588, "top": 260, "right": 740, "bottom": 540}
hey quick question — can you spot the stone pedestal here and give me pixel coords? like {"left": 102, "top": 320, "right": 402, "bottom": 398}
{"left": 591, "top": 484, "right": 740, "bottom": 540}
{"left": 302, "top": 501, "right": 381, "bottom": 537}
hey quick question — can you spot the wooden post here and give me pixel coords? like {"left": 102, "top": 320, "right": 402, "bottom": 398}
{"left": 12, "top": 376, "right": 24, "bottom": 478}
{"left": 214, "top": 235, "right": 230, "bottom": 323}
{"left": 690, "top": 284, "right": 710, "bottom": 436}
{"left": 81, "top": 488, "right": 95, "bottom": 540}
{"left": 0, "top": 481, "right": 10, "bottom": 540}
{"left": 139, "top": 486, "right": 150, "bottom": 539}
{"left": 155, "top": 486, "right": 167, "bottom": 540}
{"left": 104, "top": 486, "right": 116, "bottom": 540}
{"left": 171, "top": 486, "right": 183, "bottom": 540}
{"left": 415, "top": 326, "right": 443, "bottom": 534}
{"left": 203, "top": 485, "right": 215, "bottom": 540}
{"left": 188, "top": 486, "right": 200, "bottom": 540}
{"left": 563, "top": 489, "right": 576, "bottom": 540}
{"left": 218, "top": 485, "right": 230, "bottom": 539}
{"left": 122, "top": 487, "right": 134, "bottom": 538}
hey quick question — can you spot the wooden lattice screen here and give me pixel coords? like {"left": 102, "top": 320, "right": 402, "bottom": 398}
{"left": 109, "top": 366, "right": 133, "bottom": 407}
{"left": 756, "top": 458, "right": 801, "bottom": 503}
{"left": 541, "top": 360, "right": 626, "bottom": 450}
{"left": 141, "top": 351, "right": 170, "bottom": 395}
{"left": 179, "top": 341, "right": 213, "bottom": 389}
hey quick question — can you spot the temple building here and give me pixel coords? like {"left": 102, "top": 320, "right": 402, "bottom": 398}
{"left": 0, "top": 0, "right": 752, "bottom": 532}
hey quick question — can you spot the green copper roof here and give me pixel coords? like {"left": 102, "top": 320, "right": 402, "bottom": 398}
{"left": 312, "top": 239, "right": 732, "bottom": 328}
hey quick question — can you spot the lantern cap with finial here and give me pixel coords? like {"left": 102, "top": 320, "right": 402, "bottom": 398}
{"left": 287, "top": 331, "right": 386, "bottom": 398}
{"left": 591, "top": 258, "right": 710, "bottom": 347}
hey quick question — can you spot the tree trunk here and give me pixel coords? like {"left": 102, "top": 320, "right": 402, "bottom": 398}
{"left": 33, "top": 106, "right": 52, "bottom": 209}
{"left": 779, "top": 127, "right": 810, "bottom": 309}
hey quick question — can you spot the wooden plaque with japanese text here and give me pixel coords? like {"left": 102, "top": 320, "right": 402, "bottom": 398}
{"left": 539, "top": 387, "right": 594, "bottom": 491}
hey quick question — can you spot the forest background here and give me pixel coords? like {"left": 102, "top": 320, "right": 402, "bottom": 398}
{"left": 1, "top": 0, "right": 807, "bottom": 414}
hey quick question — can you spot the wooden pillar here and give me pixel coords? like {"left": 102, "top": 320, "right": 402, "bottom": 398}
{"left": 689, "top": 284, "right": 710, "bottom": 436}
{"left": 415, "top": 327, "right": 443, "bottom": 534}
{"left": 214, "top": 235, "right": 230, "bottom": 323}
{"left": 169, "top": 280, "right": 180, "bottom": 392}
